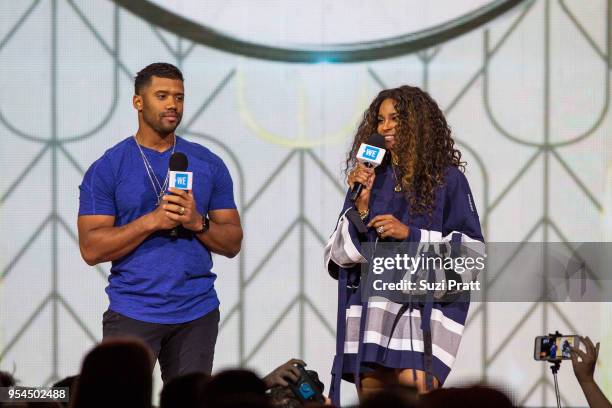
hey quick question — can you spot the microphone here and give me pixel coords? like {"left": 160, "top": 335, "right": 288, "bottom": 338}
{"left": 169, "top": 152, "right": 188, "bottom": 174}
{"left": 349, "top": 133, "right": 387, "bottom": 202}
{"left": 168, "top": 152, "right": 190, "bottom": 239}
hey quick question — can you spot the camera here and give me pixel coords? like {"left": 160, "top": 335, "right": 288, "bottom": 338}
{"left": 534, "top": 334, "right": 579, "bottom": 361}
{"left": 287, "top": 364, "right": 325, "bottom": 404}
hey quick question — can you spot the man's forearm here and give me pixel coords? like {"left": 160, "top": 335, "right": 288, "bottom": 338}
{"left": 80, "top": 214, "right": 156, "bottom": 265}
{"left": 195, "top": 221, "right": 242, "bottom": 258}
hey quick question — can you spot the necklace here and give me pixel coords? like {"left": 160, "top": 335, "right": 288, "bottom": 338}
{"left": 391, "top": 153, "right": 402, "bottom": 192}
{"left": 133, "top": 134, "right": 176, "bottom": 204}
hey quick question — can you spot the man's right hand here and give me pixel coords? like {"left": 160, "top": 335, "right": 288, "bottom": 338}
{"left": 79, "top": 203, "right": 179, "bottom": 266}
{"left": 348, "top": 162, "right": 375, "bottom": 212}
{"left": 148, "top": 203, "right": 181, "bottom": 231}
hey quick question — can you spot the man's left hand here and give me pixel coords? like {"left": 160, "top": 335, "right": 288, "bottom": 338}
{"left": 162, "top": 188, "right": 202, "bottom": 231}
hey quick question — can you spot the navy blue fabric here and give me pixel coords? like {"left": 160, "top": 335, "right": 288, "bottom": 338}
{"left": 327, "top": 160, "right": 483, "bottom": 404}
{"left": 332, "top": 346, "right": 452, "bottom": 382}
{"left": 79, "top": 136, "right": 236, "bottom": 324}
{"left": 330, "top": 268, "right": 348, "bottom": 407}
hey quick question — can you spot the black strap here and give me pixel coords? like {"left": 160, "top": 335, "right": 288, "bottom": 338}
{"left": 382, "top": 303, "right": 410, "bottom": 360}
{"left": 423, "top": 327, "right": 434, "bottom": 391}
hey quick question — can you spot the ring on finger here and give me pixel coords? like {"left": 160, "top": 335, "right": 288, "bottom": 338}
{"left": 377, "top": 226, "right": 384, "bottom": 234}
{"left": 179, "top": 206, "right": 185, "bottom": 215}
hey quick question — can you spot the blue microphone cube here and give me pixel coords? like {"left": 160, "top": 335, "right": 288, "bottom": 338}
{"left": 169, "top": 171, "right": 193, "bottom": 190}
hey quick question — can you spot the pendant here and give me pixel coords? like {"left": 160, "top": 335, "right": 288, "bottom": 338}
{"left": 394, "top": 184, "right": 402, "bottom": 192}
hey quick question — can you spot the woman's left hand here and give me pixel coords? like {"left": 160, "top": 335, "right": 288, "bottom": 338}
{"left": 368, "top": 214, "right": 410, "bottom": 240}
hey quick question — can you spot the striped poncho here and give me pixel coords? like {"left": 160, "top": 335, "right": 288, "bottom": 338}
{"left": 324, "top": 160, "right": 484, "bottom": 406}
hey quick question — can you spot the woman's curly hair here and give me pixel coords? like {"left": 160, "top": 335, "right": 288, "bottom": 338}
{"left": 345, "top": 85, "right": 465, "bottom": 221}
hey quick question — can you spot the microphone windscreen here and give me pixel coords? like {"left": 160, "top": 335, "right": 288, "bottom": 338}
{"left": 169, "top": 152, "right": 188, "bottom": 171}
{"left": 368, "top": 133, "right": 386, "bottom": 149}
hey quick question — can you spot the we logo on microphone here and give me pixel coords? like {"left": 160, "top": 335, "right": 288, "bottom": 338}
{"left": 169, "top": 171, "right": 193, "bottom": 190}
{"left": 364, "top": 146, "right": 380, "bottom": 160}
{"left": 356, "top": 143, "right": 386, "bottom": 167}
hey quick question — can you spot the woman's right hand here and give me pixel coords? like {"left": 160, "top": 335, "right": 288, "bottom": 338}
{"left": 348, "top": 162, "right": 375, "bottom": 211}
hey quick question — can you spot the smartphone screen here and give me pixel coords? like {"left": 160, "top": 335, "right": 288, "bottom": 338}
{"left": 534, "top": 335, "right": 578, "bottom": 360}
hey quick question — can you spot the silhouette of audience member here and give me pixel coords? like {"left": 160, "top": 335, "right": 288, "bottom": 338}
{"left": 0, "top": 371, "right": 16, "bottom": 387}
{"left": 205, "top": 394, "right": 271, "bottom": 408}
{"left": 69, "top": 336, "right": 153, "bottom": 408}
{"left": 268, "top": 385, "right": 302, "bottom": 408}
{"left": 52, "top": 375, "right": 78, "bottom": 408}
{"left": 200, "top": 369, "right": 268, "bottom": 408}
{"left": 570, "top": 336, "right": 611, "bottom": 408}
{"left": 0, "top": 372, "right": 62, "bottom": 408}
{"left": 359, "top": 384, "right": 418, "bottom": 408}
{"left": 418, "top": 385, "right": 514, "bottom": 408}
{"left": 160, "top": 372, "right": 210, "bottom": 408}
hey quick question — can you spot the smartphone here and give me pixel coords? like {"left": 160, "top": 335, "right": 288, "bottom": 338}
{"left": 534, "top": 335, "right": 579, "bottom": 361}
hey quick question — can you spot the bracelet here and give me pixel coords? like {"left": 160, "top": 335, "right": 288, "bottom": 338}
{"left": 194, "top": 215, "right": 210, "bottom": 234}
{"left": 358, "top": 208, "right": 369, "bottom": 220}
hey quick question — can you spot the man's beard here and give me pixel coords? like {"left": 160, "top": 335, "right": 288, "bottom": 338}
{"left": 157, "top": 120, "right": 180, "bottom": 134}
{"left": 144, "top": 110, "right": 181, "bottom": 134}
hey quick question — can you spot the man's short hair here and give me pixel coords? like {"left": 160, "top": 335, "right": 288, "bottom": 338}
{"left": 134, "top": 62, "right": 183, "bottom": 95}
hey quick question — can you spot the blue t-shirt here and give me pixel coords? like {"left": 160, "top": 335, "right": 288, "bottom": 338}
{"left": 78, "top": 136, "right": 236, "bottom": 324}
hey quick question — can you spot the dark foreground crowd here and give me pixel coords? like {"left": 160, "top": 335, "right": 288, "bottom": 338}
{"left": 0, "top": 335, "right": 608, "bottom": 408}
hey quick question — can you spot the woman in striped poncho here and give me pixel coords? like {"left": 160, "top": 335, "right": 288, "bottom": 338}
{"left": 325, "top": 85, "right": 484, "bottom": 405}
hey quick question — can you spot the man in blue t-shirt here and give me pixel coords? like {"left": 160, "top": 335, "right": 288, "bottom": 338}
{"left": 77, "top": 63, "right": 243, "bottom": 382}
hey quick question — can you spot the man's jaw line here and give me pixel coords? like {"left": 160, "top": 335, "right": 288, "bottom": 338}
{"left": 136, "top": 120, "right": 180, "bottom": 150}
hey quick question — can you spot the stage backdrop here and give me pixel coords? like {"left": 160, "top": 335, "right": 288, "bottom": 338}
{"left": 1, "top": 0, "right": 611, "bottom": 406}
